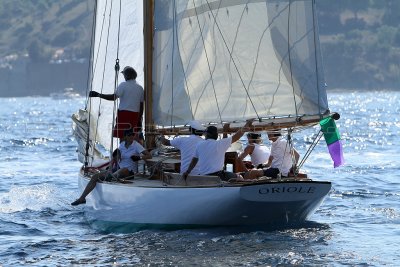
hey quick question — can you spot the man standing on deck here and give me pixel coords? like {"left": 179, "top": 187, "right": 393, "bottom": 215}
{"left": 88, "top": 66, "right": 144, "bottom": 139}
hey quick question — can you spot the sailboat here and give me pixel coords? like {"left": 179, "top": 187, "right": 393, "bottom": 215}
{"left": 72, "top": 0, "right": 335, "bottom": 228}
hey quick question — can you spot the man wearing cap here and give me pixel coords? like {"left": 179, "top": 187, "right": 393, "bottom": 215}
{"left": 88, "top": 66, "right": 144, "bottom": 139}
{"left": 71, "top": 128, "right": 151, "bottom": 206}
{"left": 183, "top": 120, "right": 253, "bottom": 181}
{"left": 159, "top": 120, "right": 205, "bottom": 175}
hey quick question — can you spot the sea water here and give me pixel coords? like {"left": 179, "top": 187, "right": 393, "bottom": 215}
{"left": 0, "top": 91, "right": 399, "bottom": 266}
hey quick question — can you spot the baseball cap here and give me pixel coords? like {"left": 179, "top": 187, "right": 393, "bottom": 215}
{"left": 188, "top": 120, "right": 205, "bottom": 131}
{"left": 121, "top": 66, "right": 137, "bottom": 79}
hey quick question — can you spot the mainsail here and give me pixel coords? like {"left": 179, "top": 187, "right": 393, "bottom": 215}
{"left": 86, "top": 0, "right": 328, "bottom": 152}
{"left": 151, "top": 0, "right": 328, "bottom": 126}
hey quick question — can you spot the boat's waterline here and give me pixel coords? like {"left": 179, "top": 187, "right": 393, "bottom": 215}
{"left": 78, "top": 175, "right": 331, "bottom": 229}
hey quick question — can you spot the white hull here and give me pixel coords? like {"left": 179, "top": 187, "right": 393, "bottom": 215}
{"left": 78, "top": 173, "right": 331, "bottom": 228}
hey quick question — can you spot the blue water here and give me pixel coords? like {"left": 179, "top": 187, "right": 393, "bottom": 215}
{"left": 0, "top": 91, "right": 399, "bottom": 266}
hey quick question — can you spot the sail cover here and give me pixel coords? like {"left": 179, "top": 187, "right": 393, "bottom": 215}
{"left": 152, "top": 0, "right": 328, "bottom": 127}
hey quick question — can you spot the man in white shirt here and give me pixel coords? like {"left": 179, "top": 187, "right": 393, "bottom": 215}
{"left": 268, "top": 132, "right": 299, "bottom": 176}
{"left": 243, "top": 131, "right": 299, "bottom": 179}
{"left": 71, "top": 129, "right": 151, "bottom": 206}
{"left": 159, "top": 120, "right": 205, "bottom": 175}
{"left": 88, "top": 66, "right": 144, "bottom": 139}
{"left": 183, "top": 120, "right": 253, "bottom": 181}
{"left": 238, "top": 132, "right": 270, "bottom": 169}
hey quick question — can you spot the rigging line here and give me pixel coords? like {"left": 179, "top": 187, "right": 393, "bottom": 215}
{"left": 204, "top": 0, "right": 260, "bottom": 120}
{"left": 92, "top": 0, "right": 109, "bottom": 89}
{"left": 287, "top": 129, "right": 297, "bottom": 173}
{"left": 275, "top": 128, "right": 299, "bottom": 177}
{"left": 109, "top": 0, "right": 122, "bottom": 160}
{"left": 172, "top": 4, "right": 210, "bottom": 120}
{"left": 273, "top": 130, "right": 290, "bottom": 180}
{"left": 240, "top": 3, "right": 270, "bottom": 115}
{"left": 267, "top": 26, "right": 314, "bottom": 114}
{"left": 289, "top": 128, "right": 302, "bottom": 175}
{"left": 86, "top": 0, "right": 109, "bottom": 157}
{"left": 243, "top": 2, "right": 295, "bottom": 116}
{"left": 173, "top": 7, "right": 195, "bottom": 120}
{"left": 90, "top": 0, "right": 111, "bottom": 156}
{"left": 282, "top": 129, "right": 295, "bottom": 177}
{"left": 312, "top": 0, "right": 322, "bottom": 117}
{"left": 188, "top": 0, "right": 222, "bottom": 120}
{"left": 298, "top": 130, "right": 323, "bottom": 170}
{"left": 85, "top": 0, "right": 98, "bottom": 110}
{"left": 221, "top": 1, "right": 249, "bottom": 117}
{"left": 84, "top": 0, "right": 98, "bottom": 168}
{"left": 287, "top": 0, "right": 299, "bottom": 118}
{"left": 93, "top": 0, "right": 113, "bottom": 162}
{"left": 192, "top": 0, "right": 223, "bottom": 123}
{"left": 261, "top": 3, "right": 290, "bottom": 114}
{"left": 115, "top": 0, "right": 122, "bottom": 61}
{"left": 170, "top": 0, "right": 176, "bottom": 128}
{"left": 110, "top": 59, "right": 120, "bottom": 160}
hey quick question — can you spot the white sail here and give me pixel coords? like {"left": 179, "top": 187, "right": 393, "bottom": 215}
{"left": 86, "top": 0, "right": 328, "bottom": 147}
{"left": 88, "top": 0, "right": 144, "bottom": 151}
{"left": 72, "top": 0, "right": 332, "bottom": 229}
{"left": 152, "top": 0, "right": 328, "bottom": 127}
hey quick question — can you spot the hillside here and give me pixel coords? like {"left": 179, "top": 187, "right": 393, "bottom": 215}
{"left": 317, "top": 0, "right": 400, "bottom": 89}
{"left": 0, "top": 0, "right": 93, "bottom": 62}
{"left": 0, "top": 0, "right": 399, "bottom": 95}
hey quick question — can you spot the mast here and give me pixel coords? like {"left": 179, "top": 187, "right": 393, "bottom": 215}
{"left": 143, "top": 0, "right": 155, "bottom": 148}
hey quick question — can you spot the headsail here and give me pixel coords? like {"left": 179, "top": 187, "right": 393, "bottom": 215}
{"left": 151, "top": 0, "right": 328, "bottom": 127}
{"left": 88, "top": 0, "right": 144, "bottom": 151}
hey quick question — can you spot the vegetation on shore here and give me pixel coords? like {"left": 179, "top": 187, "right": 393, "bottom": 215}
{"left": 318, "top": 0, "right": 400, "bottom": 89}
{"left": 0, "top": 0, "right": 399, "bottom": 89}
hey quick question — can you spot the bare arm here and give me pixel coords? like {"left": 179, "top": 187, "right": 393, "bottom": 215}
{"left": 140, "top": 150, "right": 152, "bottom": 160}
{"left": 112, "top": 149, "right": 121, "bottom": 163}
{"left": 293, "top": 148, "right": 300, "bottom": 164}
{"left": 159, "top": 136, "right": 171, "bottom": 146}
{"left": 99, "top": 93, "right": 117, "bottom": 101}
{"left": 238, "top": 145, "right": 254, "bottom": 161}
{"left": 182, "top": 157, "right": 199, "bottom": 180}
{"left": 131, "top": 149, "right": 152, "bottom": 162}
{"left": 89, "top": 91, "right": 117, "bottom": 101}
{"left": 261, "top": 155, "right": 273, "bottom": 168}
{"left": 230, "top": 120, "right": 253, "bottom": 143}
{"left": 139, "top": 102, "right": 144, "bottom": 119}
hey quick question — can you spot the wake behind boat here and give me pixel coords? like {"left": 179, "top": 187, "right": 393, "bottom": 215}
{"left": 72, "top": 0, "right": 341, "bottom": 229}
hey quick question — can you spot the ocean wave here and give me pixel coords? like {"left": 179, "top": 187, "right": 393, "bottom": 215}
{"left": 0, "top": 184, "right": 68, "bottom": 214}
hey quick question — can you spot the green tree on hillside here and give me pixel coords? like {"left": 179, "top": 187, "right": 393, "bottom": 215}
{"left": 27, "top": 40, "right": 51, "bottom": 63}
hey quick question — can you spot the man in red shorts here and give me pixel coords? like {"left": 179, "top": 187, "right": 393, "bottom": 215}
{"left": 88, "top": 66, "right": 144, "bottom": 139}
